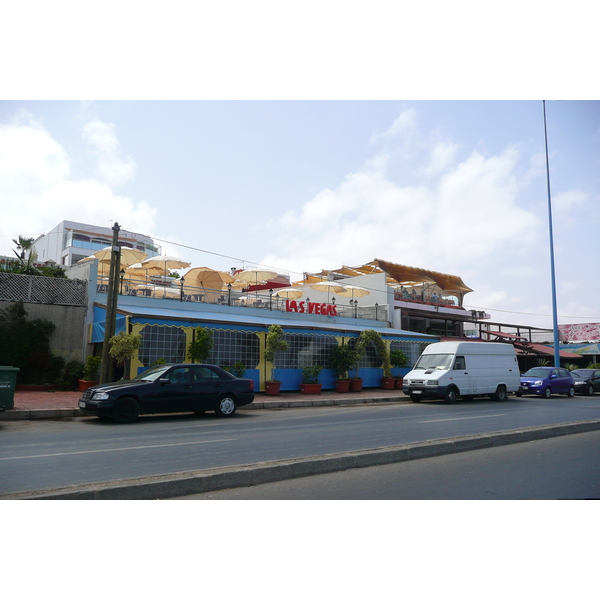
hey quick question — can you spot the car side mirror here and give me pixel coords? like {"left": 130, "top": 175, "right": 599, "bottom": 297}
{"left": 159, "top": 378, "right": 171, "bottom": 385}
{"left": 550, "top": 374, "right": 557, "bottom": 379}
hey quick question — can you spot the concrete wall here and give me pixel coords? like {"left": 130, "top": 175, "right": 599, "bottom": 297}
{"left": 0, "top": 300, "right": 87, "bottom": 362}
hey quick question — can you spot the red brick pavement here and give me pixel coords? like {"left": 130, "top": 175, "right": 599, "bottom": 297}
{"left": 12, "top": 387, "right": 409, "bottom": 411}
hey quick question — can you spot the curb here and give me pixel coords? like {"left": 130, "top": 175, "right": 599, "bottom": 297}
{"left": 0, "top": 395, "right": 409, "bottom": 420}
{"left": 3, "top": 418, "right": 600, "bottom": 500}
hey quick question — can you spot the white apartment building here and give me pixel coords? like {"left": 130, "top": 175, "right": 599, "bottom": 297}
{"left": 33, "top": 220, "right": 161, "bottom": 266}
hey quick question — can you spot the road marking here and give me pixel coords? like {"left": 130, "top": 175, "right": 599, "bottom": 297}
{"left": 418, "top": 414, "right": 508, "bottom": 423}
{"left": 0, "top": 438, "right": 237, "bottom": 461}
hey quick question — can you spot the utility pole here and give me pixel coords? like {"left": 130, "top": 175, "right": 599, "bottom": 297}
{"left": 99, "top": 222, "right": 121, "bottom": 383}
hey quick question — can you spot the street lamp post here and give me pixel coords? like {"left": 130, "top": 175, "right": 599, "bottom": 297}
{"left": 543, "top": 100, "right": 561, "bottom": 368}
{"left": 227, "top": 282, "right": 232, "bottom": 306}
{"left": 180, "top": 277, "right": 185, "bottom": 302}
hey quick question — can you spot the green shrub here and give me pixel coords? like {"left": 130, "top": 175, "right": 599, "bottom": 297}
{"left": 301, "top": 365, "right": 323, "bottom": 384}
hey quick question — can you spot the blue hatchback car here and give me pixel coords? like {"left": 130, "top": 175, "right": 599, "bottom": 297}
{"left": 516, "top": 367, "right": 575, "bottom": 398}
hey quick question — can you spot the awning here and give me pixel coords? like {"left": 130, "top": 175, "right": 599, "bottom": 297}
{"left": 91, "top": 302, "right": 438, "bottom": 343}
{"left": 311, "top": 258, "right": 473, "bottom": 295}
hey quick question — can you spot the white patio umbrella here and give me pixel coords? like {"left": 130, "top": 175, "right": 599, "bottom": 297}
{"left": 141, "top": 255, "right": 191, "bottom": 274}
{"left": 310, "top": 281, "right": 347, "bottom": 303}
{"left": 336, "top": 285, "right": 370, "bottom": 300}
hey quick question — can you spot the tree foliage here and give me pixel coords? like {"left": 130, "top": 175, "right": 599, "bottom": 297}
{"left": 187, "top": 327, "right": 213, "bottom": 363}
{"left": 108, "top": 331, "right": 142, "bottom": 366}
{"left": 0, "top": 300, "right": 63, "bottom": 383}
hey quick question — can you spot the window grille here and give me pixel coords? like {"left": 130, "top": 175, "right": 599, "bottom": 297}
{"left": 390, "top": 340, "right": 429, "bottom": 367}
{"left": 138, "top": 325, "right": 186, "bottom": 366}
{"left": 209, "top": 329, "right": 260, "bottom": 369}
{"left": 275, "top": 333, "right": 338, "bottom": 368}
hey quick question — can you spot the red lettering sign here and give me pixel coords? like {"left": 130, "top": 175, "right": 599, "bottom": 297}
{"left": 286, "top": 300, "right": 337, "bottom": 316}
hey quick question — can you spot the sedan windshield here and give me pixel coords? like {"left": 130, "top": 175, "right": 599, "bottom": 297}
{"left": 132, "top": 365, "right": 171, "bottom": 381}
{"left": 523, "top": 368, "right": 550, "bottom": 377}
{"left": 571, "top": 370, "right": 591, "bottom": 380}
{"left": 413, "top": 354, "right": 453, "bottom": 370}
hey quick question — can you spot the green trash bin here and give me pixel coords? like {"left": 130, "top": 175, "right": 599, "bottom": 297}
{"left": 0, "top": 367, "right": 20, "bottom": 411}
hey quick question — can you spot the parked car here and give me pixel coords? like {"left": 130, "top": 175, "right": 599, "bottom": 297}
{"left": 571, "top": 368, "right": 600, "bottom": 395}
{"left": 516, "top": 367, "right": 574, "bottom": 398}
{"left": 78, "top": 364, "right": 255, "bottom": 423}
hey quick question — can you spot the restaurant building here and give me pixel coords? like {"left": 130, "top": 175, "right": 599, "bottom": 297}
{"left": 72, "top": 257, "right": 482, "bottom": 392}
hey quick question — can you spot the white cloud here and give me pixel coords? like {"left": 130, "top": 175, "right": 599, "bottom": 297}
{"left": 0, "top": 117, "right": 155, "bottom": 257}
{"left": 264, "top": 142, "right": 541, "bottom": 279}
{"left": 420, "top": 141, "right": 460, "bottom": 176}
{"left": 553, "top": 189, "right": 589, "bottom": 211}
{"left": 370, "top": 108, "right": 417, "bottom": 144}
{"left": 82, "top": 119, "right": 136, "bottom": 186}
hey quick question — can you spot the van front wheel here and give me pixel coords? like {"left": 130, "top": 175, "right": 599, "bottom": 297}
{"left": 492, "top": 385, "right": 507, "bottom": 401}
{"left": 444, "top": 388, "right": 457, "bottom": 404}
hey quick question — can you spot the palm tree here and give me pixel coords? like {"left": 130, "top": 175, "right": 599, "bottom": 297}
{"left": 12, "top": 236, "right": 39, "bottom": 274}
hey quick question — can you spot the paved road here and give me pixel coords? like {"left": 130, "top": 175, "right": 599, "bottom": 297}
{"left": 176, "top": 429, "right": 600, "bottom": 500}
{"left": 2, "top": 395, "right": 600, "bottom": 496}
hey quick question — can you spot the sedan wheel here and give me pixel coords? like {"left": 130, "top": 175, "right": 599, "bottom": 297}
{"left": 215, "top": 395, "right": 237, "bottom": 418}
{"left": 566, "top": 386, "right": 575, "bottom": 398}
{"left": 543, "top": 387, "right": 552, "bottom": 399}
{"left": 587, "top": 384, "right": 594, "bottom": 396}
{"left": 113, "top": 397, "right": 140, "bottom": 424}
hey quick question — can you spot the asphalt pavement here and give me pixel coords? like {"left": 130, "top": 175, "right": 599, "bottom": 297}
{"left": 3, "top": 388, "right": 600, "bottom": 500}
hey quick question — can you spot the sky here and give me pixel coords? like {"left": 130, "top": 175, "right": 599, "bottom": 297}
{"left": 1, "top": 100, "right": 598, "bottom": 330}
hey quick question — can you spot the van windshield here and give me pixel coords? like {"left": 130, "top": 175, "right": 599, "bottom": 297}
{"left": 413, "top": 354, "right": 453, "bottom": 371}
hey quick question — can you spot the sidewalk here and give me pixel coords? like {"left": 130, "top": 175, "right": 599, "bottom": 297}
{"left": 1, "top": 388, "right": 411, "bottom": 420}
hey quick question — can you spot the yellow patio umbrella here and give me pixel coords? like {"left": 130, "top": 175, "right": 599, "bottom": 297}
{"left": 234, "top": 267, "right": 278, "bottom": 285}
{"left": 234, "top": 267, "right": 278, "bottom": 301}
{"left": 125, "top": 262, "right": 166, "bottom": 284}
{"left": 152, "top": 287, "right": 180, "bottom": 299}
{"left": 92, "top": 246, "right": 148, "bottom": 268}
{"left": 273, "top": 287, "right": 303, "bottom": 299}
{"left": 183, "top": 267, "right": 235, "bottom": 303}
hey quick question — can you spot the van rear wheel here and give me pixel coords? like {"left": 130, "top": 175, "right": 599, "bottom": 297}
{"left": 492, "top": 385, "right": 507, "bottom": 401}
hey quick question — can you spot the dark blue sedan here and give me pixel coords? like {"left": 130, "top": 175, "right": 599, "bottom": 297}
{"left": 79, "top": 364, "right": 255, "bottom": 423}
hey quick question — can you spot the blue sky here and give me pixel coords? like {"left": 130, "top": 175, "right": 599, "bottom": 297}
{"left": 1, "top": 99, "right": 598, "bottom": 331}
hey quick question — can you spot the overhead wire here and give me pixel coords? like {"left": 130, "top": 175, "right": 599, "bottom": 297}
{"left": 3, "top": 228, "right": 599, "bottom": 321}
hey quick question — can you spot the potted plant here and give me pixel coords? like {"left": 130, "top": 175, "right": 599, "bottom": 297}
{"left": 300, "top": 365, "right": 323, "bottom": 394}
{"left": 264, "top": 324, "right": 288, "bottom": 395}
{"left": 224, "top": 361, "right": 246, "bottom": 378}
{"left": 187, "top": 326, "right": 213, "bottom": 363}
{"left": 390, "top": 349, "right": 409, "bottom": 389}
{"left": 108, "top": 331, "right": 142, "bottom": 379}
{"left": 78, "top": 355, "right": 101, "bottom": 391}
{"left": 329, "top": 344, "right": 358, "bottom": 393}
{"left": 352, "top": 329, "right": 391, "bottom": 391}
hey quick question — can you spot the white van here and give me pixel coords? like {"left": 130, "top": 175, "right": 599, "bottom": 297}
{"left": 402, "top": 341, "right": 520, "bottom": 403}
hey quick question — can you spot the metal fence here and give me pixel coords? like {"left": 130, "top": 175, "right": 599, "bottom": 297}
{"left": 0, "top": 273, "right": 87, "bottom": 306}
